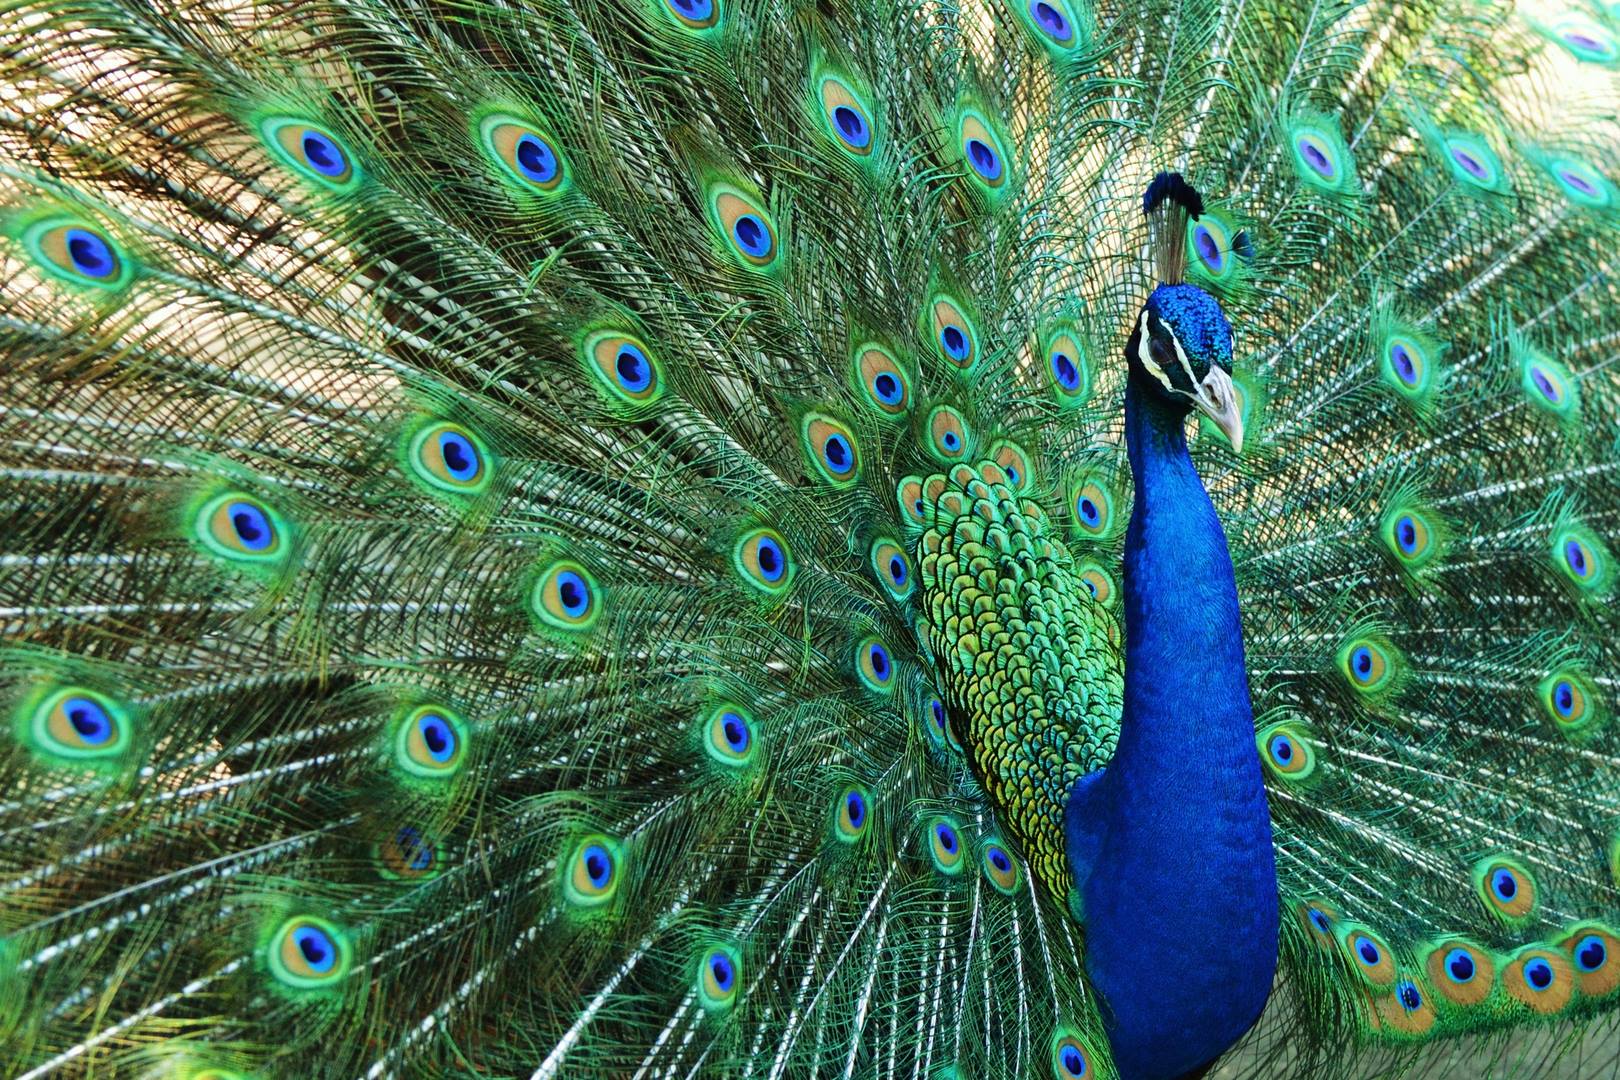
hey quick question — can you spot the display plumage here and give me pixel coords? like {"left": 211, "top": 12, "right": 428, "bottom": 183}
{"left": 0, "top": 0, "right": 1618, "bottom": 1076}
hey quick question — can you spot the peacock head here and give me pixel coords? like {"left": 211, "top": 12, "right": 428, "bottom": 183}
{"left": 1131, "top": 172, "right": 1244, "bottom": 452}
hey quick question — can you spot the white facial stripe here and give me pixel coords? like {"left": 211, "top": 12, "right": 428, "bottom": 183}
{"left": 1167, "top": 326, "right": 1198, "bottom": 391}
{"left": 1135, "top": 310, "right": 1172, "bottom": 391}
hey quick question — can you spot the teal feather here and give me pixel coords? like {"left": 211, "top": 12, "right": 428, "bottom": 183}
{"left": 0, "top": 0, "right": 1619, "bottom": 1076}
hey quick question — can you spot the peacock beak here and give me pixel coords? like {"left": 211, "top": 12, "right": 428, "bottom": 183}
{"left": 1193, "top": 366, "right": 1244, "bottom": 454}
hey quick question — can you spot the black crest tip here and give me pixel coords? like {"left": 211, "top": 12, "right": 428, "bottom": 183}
{"left": 1142, "top": 171, "right": 1204, "bottom": 220}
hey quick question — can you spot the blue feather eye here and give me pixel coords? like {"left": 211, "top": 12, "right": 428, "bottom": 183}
{"left": 1337, "top": 636, "right": 1400, "bottom": 697}
{"left": 853, "top": 344, "right": 910, "bottom": 416}
{"left": 22, "top": 219, "right": 133, "bottom": 289}
{"left": 268, "top": 916, "right": 350, "bottom": 989}
{"left": 1423, "top": 939, "right": 1492, "bottom": 1005}
{"left": 1257, "top": 723, "right": 1315, "bottom": 782}
{"left": 531, "top": 560, "right": 601, "bottom": 631}
{"left": 1395, "top": 979, "right": 1423, "bottom": 1012}
{"left": 395, "top": 705, "right": 468, "bottom": 779}
{"left": 377, "top": 824, "right": 442, "bottom": 880}
{"left": 564, "top": 835, "right": 621, "bottom": 908}
{"left": 1565, "top": 926, "right": 1620, "bottom": 997}
{"left": 697, "top": 945, "right": 741, "bottom": 1010}
{"left": 1440, "top": 133, "right": 1508, "bottom": 193}
{"left": 898, "top": 476, "right": 929, "bottom": 525}
{"left": 406, "top": 420, "right": 493, "bottom": 495}
{"left": 1343, "top": 928, "right": 1396, "bottom": 985}
{"left": 1026, "top": 0, "right": 1075, "bottom": 45}
{"left": 1475, "top": 856, "right": 1536, "bottom": 923}
{"left": 857, "top": 637, "right": 895, "bottom": 692}
{"left": 869, "top": 538, "right": 914, "bottom": 602}
{"left": 955, "top": 107, "right": 1011, "bottom": 194}
{"left": 929, "top": 295, "right": 980, "bottom": 372}
{"left": 1545, "top": 16, "right": 1619, "bottom": 63}
{"left": 989, "top": 441, "right": 1032, "bottom": 491}
{"left": 1543, "top": 153, "right": 1615, "bottom": 209}
{"left": 1550, "top": 523, "right": 1609, "bottom": 595}
{"left": 26, "top": 686, "right": 133, "bottom": 764}
{"left": 1574, "top": 935, "right": 1607, "bottom": 973}
{"left": 259, "top": 117, "right": 360, "bottom": 190}
{"left": 707, "top": 184, "right": 779, "bottom": 269}
{"left": 1042, "top": 327, "right": 1091, "bottom": 403}
{"left": 1516, "top": 347, "right": 1580, "bottom": 420}
{"left": 1380, "top": 502, "right": 1441, "bottom": 571}
{"left": 1070, "top": 478, "right": 1118, "bottom": 540}
{"left": 927, "top": 406, "right": 972, "bottom": 461}
{"left": 478, "top": 116, "right": 567, "bottom": 193}
{"left": 734, "top": 527, "right": 795, "bottom": 596}
{"left": 1296, "top": 901, "right": 1339, "bottom": 951}
{"left": 817, "top": 74, "right": 876, "bottom": 156}
{"left": 194, "top": 492, "right": 290, "bottom": 567}
{"left": 1503, "top": 948, "right": 1573, "bottom": 1013}
{"left": 1284, "top": 114, "right": 1356, "bottom": 195}
{"left": 1294, "top": 133, "right": 1338, "bottom": 181}
{"left": 704, "top": 704, "right": 757, "bottom": 767}
{"left": 801, "top": 414, "right": 862, "bottom": 485}
{"left": 664, "top": 0, "right": 719, "bottom": 30}
{"left": 1050, "top": 1032, "right": 1092, "bottom": 1079}
{"left": 927, "top": 816, "right": 965, "bottom": 874}
{"left": 1540, "top": 670, "right": 1598, "bottom": 735}
{"left": 982, "top": 839, "right": 1021, "bottom": 894}
{"left": 1074, "top": 562, "right": 1114, "bottom": 607}
{"left": 835, "top": 785, "right": 870, "bottom": 841}
{"left": 585, "top": 332, "right": 666, "bottom": 407}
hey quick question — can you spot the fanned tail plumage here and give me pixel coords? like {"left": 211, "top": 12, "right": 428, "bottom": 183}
{"left": 1, "top": 0, "right": 1618, "bottom": 1076}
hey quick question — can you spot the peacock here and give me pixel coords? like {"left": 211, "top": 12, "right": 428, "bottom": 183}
{"left": 1, "top": 0, "right": 1618, "bottom": 1075}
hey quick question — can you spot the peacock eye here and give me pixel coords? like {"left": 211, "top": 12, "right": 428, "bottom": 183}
{"left": 531, "top": 559, "right": 601, "bottom": 631}
{"left": 1575, "top": 935, "right": 1608, "bottom": 973}
{"left": 381, "top": 825, "right": 437, "bottom": 875}
{"left": 260, "top": 117, "right": 360, "bottom": 189}
{"left": 1476, "top": 856, "right": 1536, "bottom": 921}
{"left": 406, "top": 421, "right": 492, "bottom": 495}
{"left": 697, "top": 946, "right": 741, "bottom": 1010}
{"left": 269, "top": 916, "right": 351, "bottom": 989}
{"left": 23, "top": 219, "right": 133, "bottom": 289}
{"left": 1027, "top": 0, "right": 1074, "bottom": 44}
{"left": 982, "top": 840, "right": 1020, "bottom": 893}
{"left": 564, "top": 835, "right": 622, "bottom": 907}
{"left": 29, "top": 686, "right": 133, "bottom": 763}
{"left": 927, "top": 406, "right": 971, "bottom": 461}
{"left": 927, "top": 816, "right": 964, "bottom": 874}
{"left": 857, "top": 637, "right": 895, "bottom": 692}
{"left": 395, "top": 705, "right": 467, "bottom": 778}
{"left": 869, "top": 539, "right": 913, "bottom": 602}
{"left": 705, "top": 704, "right": 757, "bottom": 767}
{"left": 664, "top": 0, "right": 719, "bottom": 30}
{"left": 1444, "top": 947, "right": 1475, "bottom": 982}
{"left": 1051, "top": 1032, "right": 1092, "bottom": 1079}
{"left": 478, "top": 117, "right": 567, "bottom": 192}
{"left": 195, "top": 492, "right": 290, "bottom": 566}
{"left": 585, "top": 332, "right": 665, "bottom": 407}
{"left": 854, "top": 345, "right": 909, "bottom": 415}
{"left": 929, "top": 295, "right": 980, "bottom": 371}
{"left": 818, "top": 75, "right": 875, "bottom": 156}
{"left": 958, "top": 111, "right": 1008, "bottom": 189}
{"left": 801, "top": 414, "right": 862, "bottom": 485}
{"left": 835, "top": 786, "right": 870, "bottom": 841}
{"left": 734, "top": 527, "right": 795, "bottom": 596}
{"left": 1395, "top": 979, "right": 1423, "bottom": 1012}
{"left": 709, "top": 185, "right": 778, "bottom": 268}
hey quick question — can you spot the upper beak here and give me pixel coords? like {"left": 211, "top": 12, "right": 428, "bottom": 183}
{"left": 1193, "top": 367, "right": 1244, "bottom": 454}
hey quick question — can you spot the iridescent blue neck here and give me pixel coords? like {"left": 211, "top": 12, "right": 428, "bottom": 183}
{"left": 1068, "top": 373, "right": 1278, "bottom": 1080}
